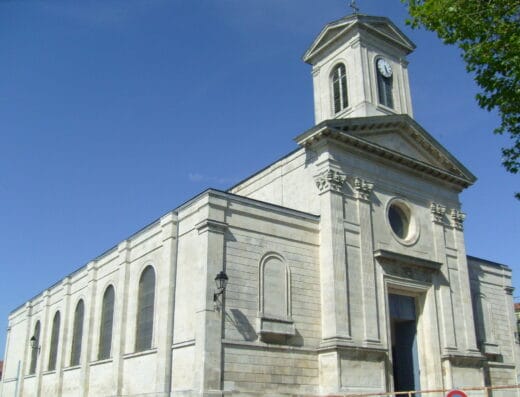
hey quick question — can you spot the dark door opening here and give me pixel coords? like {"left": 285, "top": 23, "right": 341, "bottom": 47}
{"left": 389, "top": 294, "right": 420, "bottom": 393}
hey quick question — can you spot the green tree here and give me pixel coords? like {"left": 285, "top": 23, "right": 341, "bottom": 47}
{"left": 402, "top": 0, "right": 520, "bottom": 197}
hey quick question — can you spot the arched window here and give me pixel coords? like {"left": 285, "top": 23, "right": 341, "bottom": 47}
{"left": 260, "top": 254, "right": 291, "bottom": 319}
{"left": 29, "top": 321, "right": 41, "bottom": 375}
{"left": 98, "top": 285, "right": 115, "bottom": 360}
{"left": 331, "top": 63, "right": 348, "bottom": 114}
{"left": 135, "top": 266, "right": 155, "bottom": 352}
{"left": 376, "top": 58, "right": 394, "bottom": 108}
{"left": 70, "top": 300, "right": 85, "bottom": 366}
{"left": 48, "top": 311, "right": 60, "bottom": 371}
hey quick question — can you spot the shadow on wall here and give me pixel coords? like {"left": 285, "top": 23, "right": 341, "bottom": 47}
{"left": 227, "top": 309, "right": 305, "bottom": 347}
{"left": 228, "top": 309, "right": 258, "bottom": 342}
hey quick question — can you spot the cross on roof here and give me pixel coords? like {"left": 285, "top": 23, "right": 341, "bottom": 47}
{"left": 349, "top": 0, "right": 360, "bottom": 14}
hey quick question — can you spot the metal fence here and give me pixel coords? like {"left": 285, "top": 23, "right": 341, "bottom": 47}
{"left": 338, "top": 384, "right": 520, "bottom": 397}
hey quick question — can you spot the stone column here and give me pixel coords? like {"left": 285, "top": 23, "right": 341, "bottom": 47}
{"left": 57, "top": 277, "right": 72, "bottom": 396}
{"left": 155, "top": 213, "right": 178, "bottom": 395}
{"left": 114, "top": 241, "right": 131, "bottom": 396}
{"left": 353, "top": 177, "right": 379, "bottom": 344}
{"left": 450, "top": 209, "right": 479, "bottom": 353}
{"left": 314, "top": 168, "right": 350, "bottom": 342}
{"left": 194, "top": 194, "right": 228, "bottom": 396}
{"left": 430, "top": 203, "right": 458, "bottom": 352}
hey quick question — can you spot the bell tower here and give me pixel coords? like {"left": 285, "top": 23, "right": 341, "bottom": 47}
{"left": 303, "top": 14, "right": 416, "bottom": 124}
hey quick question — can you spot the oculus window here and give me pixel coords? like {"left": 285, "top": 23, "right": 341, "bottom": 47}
{"left": 387, "top": 199, "right": 419, "bottom": 245}
{"left": 389, "top": 204, "right": 409, "bottom": 239}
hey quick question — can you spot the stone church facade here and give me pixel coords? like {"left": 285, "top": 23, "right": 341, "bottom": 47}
{"left": 1, "top": 13, "right": 519, "bottom": 397}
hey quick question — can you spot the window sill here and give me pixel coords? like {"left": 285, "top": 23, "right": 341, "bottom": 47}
{"left": 258, "top": 316, "right": 295, "bottom": 336}
{"left": 375, "top": 104, "right": 397, "bottom": 115}
{"left": 481, "top": 342, "right": 500, "bottom": 356}
{"left": 90, "top": 358, "right": 113, "bottom": 367}
{"left": 333, "top": 106, "right": 353, "bottom": 119}
{"left": 42, "top": 370, "right": 57, "bottom": 375}
{"left": 123, "top": 348, "right": 157, "bottom": 360}
{"left": 63, "top": 365, "right": 81, "bottom": 372}
{"left": 24, "top": 374, "right": 37, "bottom": 379}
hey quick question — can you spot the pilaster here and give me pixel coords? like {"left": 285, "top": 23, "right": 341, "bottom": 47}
{"left": 353, "top": 177, "right": 379, "bottom": 343}
{"left": 314, "top": 168, "right": 350, "bottom": 342}
{"left": 57, "top": 277, "right": 72, "bottom": 396}
{"left": 18, "top": 302, "right": 33, "bottom": 397}
{"left": 503, "top": 286, "right": 520, "bottom": 379}
{"left": 155, "top": 212, "right": 178, "bottom": 395}
{"left": 81, "top": 261, "right": 98, "bottom": 397}
{"left": 115, "top": 241, "right": 131, "bottom": 396}
{"left": 449, "top": 209, "right": 479, "bottom": 353}
{"left": 36, "top": 290, "right": 51, "bottom": 397}
{"left": 430, "top": 203, "right": 457, "bottom": 352}
{"left": 194, "top": 194, "right": 228, "bottom": 396}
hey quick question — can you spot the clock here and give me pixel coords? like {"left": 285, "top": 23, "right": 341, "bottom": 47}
{"left": 377, "top": 58, "right": 393, "bottom": 78}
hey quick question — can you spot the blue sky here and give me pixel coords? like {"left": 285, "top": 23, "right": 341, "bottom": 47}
{"left": 0, "top": 0, "right": 518, "bottom": 359}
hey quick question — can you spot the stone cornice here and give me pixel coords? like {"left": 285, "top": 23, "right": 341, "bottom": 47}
{"left": 196, "top": 219, "right": 228, "bottom": 235}
{"left": 374, "top": 249, "right": 442, "bottom": 272}
{"left": 303, "top": 14, "right": 415, "bottom": 65}
{"left": 294, "top": 115, "right": 476, "bottom": 190}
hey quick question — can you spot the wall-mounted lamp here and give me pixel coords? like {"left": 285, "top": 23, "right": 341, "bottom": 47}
{"left": 213, "top": 270, "right": 229, "bottom": 305}
{"left": 30, "top": 335, "right": 40, "bottom": 354}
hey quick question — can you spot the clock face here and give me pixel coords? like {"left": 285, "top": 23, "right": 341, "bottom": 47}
{"left": 377, "top": 58, "right": 393, "bottom": 78}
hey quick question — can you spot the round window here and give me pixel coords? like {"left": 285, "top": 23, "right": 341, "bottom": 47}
{"left": 388, "top": 204, "right": 409, "bottom": 239}
{"left": 386, "top": 199, "right": 419, "bottom": 244}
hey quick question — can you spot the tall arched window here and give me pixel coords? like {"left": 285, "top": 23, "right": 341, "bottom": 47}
{"left": 376, "top": 58, "right": 394, "bottom": 108}
{"left": 98, "top": 285, "right": 115, "bottom": 360}
{"left": 29, "top": 321, "right": 41, "bottom": 375}
{"left": 70, "top": 300, "right": 85, "bottom": 366}
{"left": 48, "top": 311, "right": 61, "bottom": 371}
{"left": 135, "top": 266, "right": 155, "bottom": 352}
{"left": 331, "top": 63, "right": 348, "bottom": 114}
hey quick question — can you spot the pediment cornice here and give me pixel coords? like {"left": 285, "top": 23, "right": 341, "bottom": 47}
{"left": 294, "top": 115, "right": 476, "bottom": 190}
{"left": 303, "top": 14, "right": 416, "bottom": 64}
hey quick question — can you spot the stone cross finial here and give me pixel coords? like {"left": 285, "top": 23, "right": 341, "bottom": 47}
{"left": 349, "top": 0, "right": 360, "bottom": 14}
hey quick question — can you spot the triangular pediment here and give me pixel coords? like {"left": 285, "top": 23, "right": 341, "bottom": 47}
{"left": 294, "top": 115, "right": 476, "bottom": 188}
{"left": 303, "top": 14, "right": 415, "bottom": 64}
{"left": 356, "top": 130, "right": 447, "bottom": 169}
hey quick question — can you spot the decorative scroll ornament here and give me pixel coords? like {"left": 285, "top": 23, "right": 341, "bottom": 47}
{"left": 354, "top": 177, "right": 374, "bottom": 200}
{"left": 430, "top": 203, "right": 446, "bottom": 223}
{"left": 314, "top": 169, "right": 346, "bottom": 193}
{"left": 450, "top": 209, "right": 466, "bottom": 230}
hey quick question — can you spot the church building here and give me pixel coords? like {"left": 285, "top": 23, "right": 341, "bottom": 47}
{"left": 1, "top": 12, "right": 519, "bottom": 397}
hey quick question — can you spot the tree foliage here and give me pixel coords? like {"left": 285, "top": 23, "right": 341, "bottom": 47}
{"left": 402, "top": 0, "right": 520, "bottom": 195}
